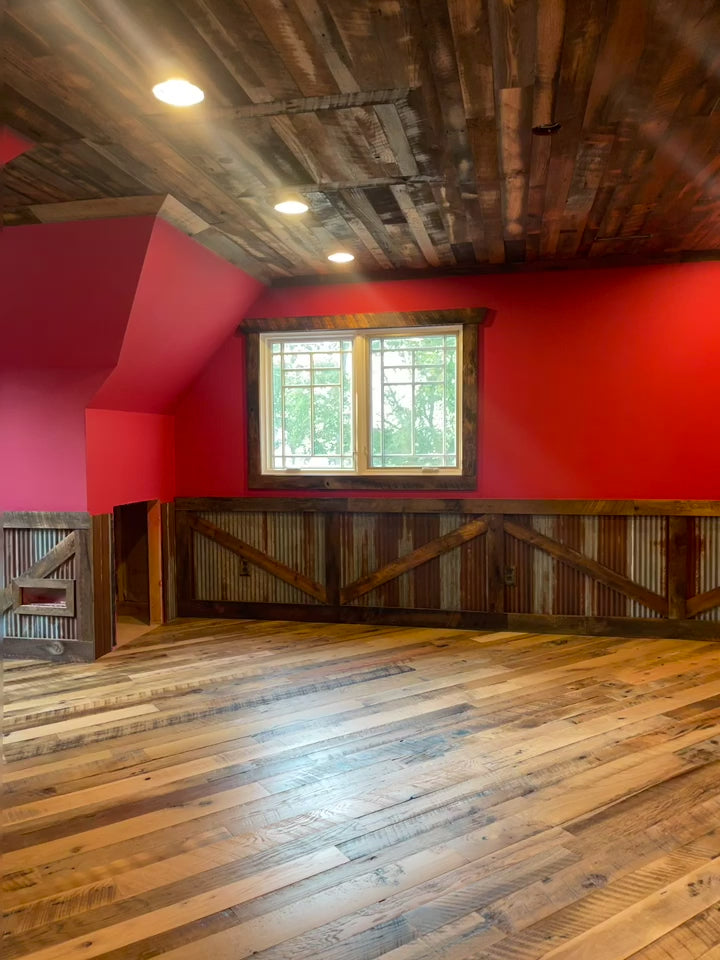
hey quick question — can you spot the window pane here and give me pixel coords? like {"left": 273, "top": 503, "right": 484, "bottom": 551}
{"left": 269, "top": 339, "right": 354, "bottom": 470}
{"left": 370, "top": 333, "right": 458, "bottom": 468}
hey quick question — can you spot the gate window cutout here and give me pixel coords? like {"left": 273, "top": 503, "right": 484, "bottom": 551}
{"left": 13, "top": 578, "right": 75, "bottom": 617}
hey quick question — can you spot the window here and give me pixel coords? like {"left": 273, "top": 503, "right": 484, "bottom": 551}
{"left": 244, "top": 308, "right": 483, "bottom": 490}
{"left": 260, "top": 327, "right": 460, "bottom": 475}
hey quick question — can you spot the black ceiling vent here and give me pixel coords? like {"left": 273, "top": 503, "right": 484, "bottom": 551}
{"left": 532, "top": 121, "right": 562, "bottom": 136}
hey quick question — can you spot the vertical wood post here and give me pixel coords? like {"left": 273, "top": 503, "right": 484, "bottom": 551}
{"left": 75, "top": 525, "right": 95, "bottom": 648}
{"left": 175, "top": 509, "right": 194, "bottom": 612}
{"left": 486, "top": 514, "right": 505, "bottom": 613}
{"left": 92, "top": 514, "right": 116, "bottom": 657}
{"left": 668, "top": 516, "right": 689, "bottom": 619}
{"left": 325, "top": 512, "right": 341, "bottom": 606}
{"left": 161, "top": 502, "right": 178, "bottom": 622}
{"left": 148, "top": 501, "right": 164, "bottom": 624}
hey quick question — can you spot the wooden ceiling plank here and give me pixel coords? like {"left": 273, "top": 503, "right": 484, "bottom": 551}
{"left": 3, "top": 154, "right": 92, "bottom": 206}
{"left": 192, "top": 227, "right": 282, "bottom": 279}
{"left": 374, "top": 104, "right": 420, "bottom": 178}
{"left": 447, "top": 0, "right": 495, "bottom": 124}
{"left": 179, "top": 0, "right": 302, "bottom": 103}
{"left": 270, "top": 111, "right": 364, "bottom": 184}
{"left": 241, "top": 0, "right": 342, "bottom": 97}
{"left": 398, "top": 0, "right": 485, "bottom": 267}
{"left": 307, "top": 191, "right": 395, "bottom": 270}
{"left": 266, "top": 115, "right": 326, "bottom": 185}
{"left": 292, "top": 0, "right": 361, "bottom": 94}
{"left": 29, "top": 196, "right": 165, "bottom": 224}
{"left": 533, "top": 0, "right": 566, "bottom": 125}
{"left": 525, "top": 0, "right": 566, "bottom": 257}
{"left": 487, "top": 0, "right": 537, "bottom": 256}
{"left": 146, "top": 89, "right": 410, "bottom": 125}
{"left": 497, "top": 84, "right": 534, "bottom": 256}
{"left": 537, "top": 0, "right": 609, "bottom": 258}
{"left": 558, "top": 133, "right": 615, "bottom": 256}
{"left": 446, "top": 0, "right": 503, "bottom": 264}
{"left": 5, "top": 0, "right": 720, "bottom": 276}
{"left": 405, "top": 181, "right": 459, "bottom": 266}
{"left": 641, "top": 119, "right": 720, "bottom": 254}
{"left": 391, "top": 183, "right": 442, "bottom": 267}
{"left": 331, "top": 187, "right": 419, "bottom": 268}
{"left": 313, "top": 0, "right": 414, "bottom": 92}
{"left": 583, "top": 0, "right": 647, "bottom": 129}
{"left": 334, "top": 107, "right": 404, "bottom": 181}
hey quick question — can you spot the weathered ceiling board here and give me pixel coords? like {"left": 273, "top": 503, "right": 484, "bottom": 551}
{"left": 3, "top": 0, "right": 720, "bottom": 281}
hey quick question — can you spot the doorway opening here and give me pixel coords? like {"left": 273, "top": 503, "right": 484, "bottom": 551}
{"left": 113, "top": 500, "right": 163, "bottom": 646}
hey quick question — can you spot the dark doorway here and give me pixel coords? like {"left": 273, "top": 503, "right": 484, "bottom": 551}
{"left": 114, "top": 501, "right": 151, "bottom": 622}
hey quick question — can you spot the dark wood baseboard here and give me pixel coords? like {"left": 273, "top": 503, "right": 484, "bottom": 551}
{"left": 178, "top": 600, "right": 720, "bottom": 642}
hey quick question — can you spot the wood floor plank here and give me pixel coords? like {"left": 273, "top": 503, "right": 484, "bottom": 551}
{"left": 4, "top": 618, "right": 720, "bottom": 959}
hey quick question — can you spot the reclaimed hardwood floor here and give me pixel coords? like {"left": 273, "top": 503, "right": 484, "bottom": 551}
{"left": 4, "top": 618, "right": 720, "bottom": 959}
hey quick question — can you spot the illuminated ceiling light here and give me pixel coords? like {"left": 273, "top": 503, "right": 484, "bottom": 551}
{"left": 327, "top": 251, "right": 354, "bottom": 263}
{"left": 152, "top": 78, "right": 204, "bottom": 107}
{"left": 274, "top": 199, "right": 309, "bottom": 215}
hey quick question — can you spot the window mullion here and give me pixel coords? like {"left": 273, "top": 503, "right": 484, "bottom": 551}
{"left": 355, "top": 335, "right": 369, "bottom": 473}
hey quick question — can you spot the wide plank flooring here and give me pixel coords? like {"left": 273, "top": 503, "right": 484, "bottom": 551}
{"left": 4, "top": 618, "right": 720, "bottom": 959}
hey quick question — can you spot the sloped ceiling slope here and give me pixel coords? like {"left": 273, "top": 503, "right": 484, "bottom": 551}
{"left": 0, "top": 216, "right": 155, "bottom": 370}
{"left": 90, "top": 216, "right": 264, "bottom": 413}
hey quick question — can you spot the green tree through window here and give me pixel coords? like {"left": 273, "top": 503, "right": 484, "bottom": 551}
{"left": 263, "top": 329, "right": 460, "bottom": 474}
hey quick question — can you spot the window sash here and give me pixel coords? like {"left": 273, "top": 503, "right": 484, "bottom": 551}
{"left": 259, "top": 327, "right": 462, "bottom": 476}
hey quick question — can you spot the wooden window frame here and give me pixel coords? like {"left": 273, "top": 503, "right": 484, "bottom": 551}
{"left": 241, "top": 308, "right": 485, "bottom": 491}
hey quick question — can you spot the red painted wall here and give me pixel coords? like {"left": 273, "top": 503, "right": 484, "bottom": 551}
{"left": 0, "top": 126, "right": 34, "bottom": 164}
{"left": 175, "top": 263, "right": 720, "bottom": 499}
{"left": 86, "top": 410, "right": 175, "bottom": 515}
{"left": 175, "top": 337, "right": 250, "bottom": 497}
{"left": 0, "top": 370, "right": 106, "bottom": 512}
{"left": 0, "top": 218, "right": 154, "bottom": 512}
{"left": 1, "top": 216, "right": 262, "bottom": 514}
{"left": 92, "top": 217, "right": 264, "bottom": 413}
{"left": 1, "top": 218, "right": 154, "bottom": 369}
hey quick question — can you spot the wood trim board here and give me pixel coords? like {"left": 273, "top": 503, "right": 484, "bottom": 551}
{"left": 174, "top": 498, "right": 720, "bottom": 516}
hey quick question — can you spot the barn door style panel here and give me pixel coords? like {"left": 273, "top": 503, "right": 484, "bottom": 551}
{"left": 175, "top": 500, "right": 720, "bottom": 641}
{"left": 689, "top": 517, "right": 720, "bottom": 620}
{"left": 1, "top": 513, "right": 96, "bottom": 662}
{"left": 188, "top": 511, "right": 327, "bottom": 606}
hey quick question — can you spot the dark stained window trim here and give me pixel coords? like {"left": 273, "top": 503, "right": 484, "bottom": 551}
{"left": 242, "top": 308, "right": 485, "bottom": 491}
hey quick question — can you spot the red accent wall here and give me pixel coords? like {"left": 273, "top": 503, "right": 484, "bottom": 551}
{"left": 1, "top": 218, "right": 154, "bottom": 369}
{"left": 0, "top": 370, "right": 106, "bottom": 512}
{"left": 92, "top": 217, "right": 264, "bottom": 413}
{"left": 86, "top": 410, "right": 176, "bottom": 515}
{"left": 175, "top": 337, "right": 250, "bottom": 497}
{"left": 0, "top": 218, "right": 154, "bottom": 512}
{"left": 0, "top": 126, "right": 34, "bottom": 165}
{"left": 175, "top": 263, "right": 720, "bottom": 500}
{"left": 1, "top": 216, "right": 263, "bottom": 513}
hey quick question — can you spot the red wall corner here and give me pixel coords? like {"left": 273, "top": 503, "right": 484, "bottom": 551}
{"left": 86, "top": 409, "right": 176, "bottom": 515}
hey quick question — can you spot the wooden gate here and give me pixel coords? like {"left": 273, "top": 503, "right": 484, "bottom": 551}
{"left": 1, "top": 512, "right": 111, "bottom": 662}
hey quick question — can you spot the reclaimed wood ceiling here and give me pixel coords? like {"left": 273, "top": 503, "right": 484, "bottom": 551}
{"left": 3, "top": 0, "right": 720, "bottom": 282}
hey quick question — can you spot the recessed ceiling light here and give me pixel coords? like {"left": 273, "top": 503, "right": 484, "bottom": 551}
{"left": 152, "top": 78, "right": 204, "bottom": 107}
{"left": 328, "top": 252, "right": 354, "bottom": 263}
{"left": 274, "top": 199, "right": 309, "bottom": 215}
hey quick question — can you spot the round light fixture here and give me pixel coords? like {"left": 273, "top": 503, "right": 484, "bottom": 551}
{"left": 327, "top": 251, "right": 354, "bottom": 263}
{"left": 152, "top": 78, "right": 205, "bottom": 107}
{"left": 274, "top": 199, "right": 309, "bottom": 215}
